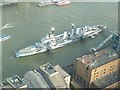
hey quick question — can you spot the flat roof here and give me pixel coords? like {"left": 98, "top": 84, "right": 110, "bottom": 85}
{"left": 77, "top": 47, "right": 119, "bottom": 69}
{"left": 48, "top": 71, "right": 67, "bottom": 88}
{"left": 1, "top": 84, "right": 14, "bottom": 89}
{"left": 38, "top": 63, "right": 70, "bottom": 88}
{"left": 6, "top": 75, "right": 27, "bottom": 89}
{"left": 40, "top": 63, "right": 58, "bottom": 76}
{"left": 92, "top": 70, "right": 120, "bottom": 88}
{"left": 54, "top": 64, "right": 71, "bottom": 78}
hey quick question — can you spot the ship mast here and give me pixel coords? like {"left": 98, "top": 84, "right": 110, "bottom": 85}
{"left": 71, "top": 23, "right": 75, "bottom": 37}
{"left": 50, "top": 26, "right": 55, "bottom": 34}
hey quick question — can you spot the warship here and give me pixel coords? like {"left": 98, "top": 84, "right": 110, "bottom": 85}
{"left": 15, "top": 24, "right": 106, "bottom": 58}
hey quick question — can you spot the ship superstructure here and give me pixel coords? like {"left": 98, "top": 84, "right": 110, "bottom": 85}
{"left": 15, "top": 24, "right": 106, "bottom": 58}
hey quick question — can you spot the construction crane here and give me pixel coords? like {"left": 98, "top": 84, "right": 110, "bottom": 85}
{"left": 91, "top": 33, "right": 113, "bottom": 51}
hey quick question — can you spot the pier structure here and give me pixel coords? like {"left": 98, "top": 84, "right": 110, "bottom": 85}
{"left": 91, "top": 33, "right": 113, "bottom": 51}
{"left": 112, "top": 32, "right": 120, "bottom": 55}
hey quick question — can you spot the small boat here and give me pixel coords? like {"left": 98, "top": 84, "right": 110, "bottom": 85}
{"left": 0, "top": 35, "right": 12, "bottom": 42}
{"left": 55, "top": 0, "right": 71, "bottom": 6}
{"left": 37, "top": 0, "right": 54, "bottom": 7}
{"left": 0, "top": 23, "right": 14, "bottom": 31}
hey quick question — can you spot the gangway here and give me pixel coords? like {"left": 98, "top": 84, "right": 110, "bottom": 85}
{"left": 91, "top": 33, "right": 113, "bottom": 51}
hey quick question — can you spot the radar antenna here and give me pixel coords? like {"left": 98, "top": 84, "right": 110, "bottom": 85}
{"left": 71, "top": 23, "right": 75, "bottom": 29}
{"left": 50, "top": 26, "right": 55, "bottom": 34}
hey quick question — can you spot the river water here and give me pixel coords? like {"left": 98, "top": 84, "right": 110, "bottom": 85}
{"left": 2, "top": 2, "right": 118, "bottom": 80}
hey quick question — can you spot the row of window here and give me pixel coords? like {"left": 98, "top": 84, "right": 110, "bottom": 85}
{"left": 93, "top": 66, "right": 118, "bottom": 79}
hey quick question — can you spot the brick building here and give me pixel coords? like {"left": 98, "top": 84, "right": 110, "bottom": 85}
{"left": 74, "top": 47, "right": 120, "bottom": 89}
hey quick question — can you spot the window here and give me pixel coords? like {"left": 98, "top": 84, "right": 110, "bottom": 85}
{"left": 95, "top": 68, "right": 97, "bottom": 72}
{"left": 117, "top": 65, "right": 119, "bottom": 68}
{"left": 85, "top": 70, "right": 88, "bottom": 74}
{"left": 86, "top": 83, "right": 89, "bottom": 87}
{"left": 85, "top": 74, "right": 88, "bottom": 77}
{"left": 86, "top": 66, "right": 89, "bottom": 71}
{"left": 109, "top": 70, "right": 112, "bottom": 73}
{"left": 83, "top": 79, "right": 86, "bottom": 87}
{"left": 79, "top": 77, "right": 82, "bottom": 83}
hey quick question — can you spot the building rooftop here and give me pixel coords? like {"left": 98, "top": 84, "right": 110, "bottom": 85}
{"left": 92, "top": 70, "right": 120, "bottom": 88}
{"left": 40, "top": 63, "right": 59, "bottom": 77}
{"left": 54, "top": 65, "right": 71, "bottom": 88}
{"left": 5, "top": 75, "right": 27, "bottom": 89}
{"left": 39, "top": 63, "right": 71, "bottom": 88}
{"left": 24, "top": 70, "right": 49, "bottom": 88}
{"left": 76, "top": 47, "right": 119, "bottom": 69}
{"left": 54, "top": 64, "right": 70, "bottom": 79}
{"left": 48, "top": 70, "right": 67, "bottom": 88}
{"left": 2, "top": 63, "right": 71, "bottom": 89}
{"left": 1, "top": 80, "right": 14, "bottom": 89}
